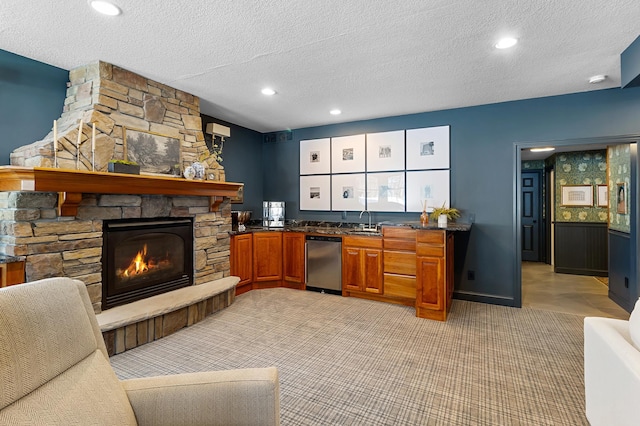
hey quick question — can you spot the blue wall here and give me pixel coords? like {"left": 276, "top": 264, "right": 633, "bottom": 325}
{"left": 0, "top": 50, "right": 68, "bottom": 164}
{"left": 201, "top": 115, "right": 264, "bottom": 213}
{"left": 264, "top": 87, "right": 640, "bottom": 305}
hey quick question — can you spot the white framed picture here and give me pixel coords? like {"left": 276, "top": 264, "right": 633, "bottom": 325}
{"left": 331, "top": 134, "right": 365, "bottom": 173}
{"left": 331, "top": 174, "right": 366, "bottom": 211}
{"left": 366, "top": 130, "right": 405, "bottom": 172}
{"left": 406, "top": 170, "right": 450, "bottom": 212}
{"left": 406, "top": 125, "right": 450, "bottom": 170}
{"left": 300, "top": 175, "right": 331, "bottom": 211}
{"left": 366, "top": 172, "right": 405, "bottom": 212}
{"left": 300, "top": 138, "right": 330, "bottom": 175}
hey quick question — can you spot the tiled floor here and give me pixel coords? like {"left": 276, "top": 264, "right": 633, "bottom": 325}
{"left": 522, "top": 261, "right": 629, "bottom": 319}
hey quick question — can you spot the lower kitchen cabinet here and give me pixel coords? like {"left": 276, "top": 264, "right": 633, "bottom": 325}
{"left": 230, "top": 233, "right": 253, "bottom": 294}
{"left": 283, "top": 232, "right": 305, "bottom": 285}
{"left": 416, "top": 230, "right": 454, "bottom": 321}
{"left": 342, "top": 236, "right": 383, "bottom": 295}
{"left": 253, "top": 232, "right": 283, "bottom": 282}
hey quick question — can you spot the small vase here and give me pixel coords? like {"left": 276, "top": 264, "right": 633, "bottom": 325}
{"left": 420, "top": 210, "right": 429, "bottom": 226}
{"left": 438, "top": 214, "right": 448, "bottom": 228}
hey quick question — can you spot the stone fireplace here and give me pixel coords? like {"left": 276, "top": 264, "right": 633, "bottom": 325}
{"left": 0, "top": 61, "right": 239, "bottom": 317}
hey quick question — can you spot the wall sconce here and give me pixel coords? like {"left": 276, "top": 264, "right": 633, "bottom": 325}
{"left": 205, "top": 123, "right": 230, "bottom": 163}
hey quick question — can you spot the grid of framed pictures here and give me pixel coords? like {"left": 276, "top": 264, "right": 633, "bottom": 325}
{"left": 299, "top": 125, "right": 450, "bottom": 211}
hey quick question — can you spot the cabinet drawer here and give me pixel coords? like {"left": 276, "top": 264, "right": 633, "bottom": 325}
{"left": 383, "top": 239, "right": 416, "bottom": 252}
{"left": 382, "top": 227, "right": 416, "bottom": 239}
{"left": 343, "top": 235, "right": 383, "bottom": 249}
{"left": 417, "top": 244, "right": 444, "bottom": 257}
{"left": 416, "top": 230, "right": 445, "bottom": 244}
{"left": 383, "top": 273, "right": 416, "bottom": 299}
{"left": 383, "top": 251, "right": 416, "bottom": 275}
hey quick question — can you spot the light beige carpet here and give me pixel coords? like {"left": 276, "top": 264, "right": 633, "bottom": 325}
{"left": 110, "top": 288, "right": 588, "bottom": 425}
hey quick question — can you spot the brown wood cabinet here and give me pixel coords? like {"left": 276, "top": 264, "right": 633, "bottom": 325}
{"left": 416, "top": 230, "right": 454, "bottom": 321}
{"left": 342, "top": 236, "right": 383, "bottom": 295}
{"left": 0, "top": 260, "right": 25, "bottom": 288}
{"left": 253, "top": 232, "right": 283, "bottom": 282}
{"left": 382, "top": 227, "right": 417, "bottom": 306}
{"left": 283, "top": 232, "right": 305, "bottom": 284}
{"left": 230, "top": 234, "right": 253, "bottom": 294}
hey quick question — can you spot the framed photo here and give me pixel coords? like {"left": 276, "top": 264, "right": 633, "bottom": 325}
{"left": 366, "top": 130, "right": 405, "bottom": 172}
{"left": 231, "top": 184, "right": 244, "bottom": 204}
{"left": 616, "top": 182, "right": 628, "bottom": 214}
{"left": 406, "top": 125, "right": 450, "bottom": 170}
{"left": 366, "top": 172, "right": 405, "bottom": 212}
{"left": 300, "top": 175, "right": 331, "bottom": 211}
{"left": 597, "top": 184, "right": 608, "bottom": 208}
{"left": 124, "top": 127, "right": 181, "bottom": 175}
{"left": 561, "top": 185, "right": 593, "bottom": 207}
{"left": 406, "top": 170, "right": 450, "bottom": 212}
{"left": 331, "top": 134, "right": 365, "bottom": 173}
{"left": 331, "top": 174, "right": 366, "bottom": 211}
{"left": 300, "top": 138, "right": 330, "bottom": 175}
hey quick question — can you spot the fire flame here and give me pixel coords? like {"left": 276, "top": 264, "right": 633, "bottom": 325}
{"left": 123, "top": 244, "right": 149, "bottom": 277}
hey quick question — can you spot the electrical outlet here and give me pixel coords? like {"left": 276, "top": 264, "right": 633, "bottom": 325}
{"left": 467, "top": 270, "right": 475, "bottom": 280}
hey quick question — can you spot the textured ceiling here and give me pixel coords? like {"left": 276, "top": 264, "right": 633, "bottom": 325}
{"left": 1, "top": 0, "right": 639, "bottom": 133}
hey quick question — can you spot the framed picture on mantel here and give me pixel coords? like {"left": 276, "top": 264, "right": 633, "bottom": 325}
{"left": 124, "top": 127, "right": 180, "bottom": 176}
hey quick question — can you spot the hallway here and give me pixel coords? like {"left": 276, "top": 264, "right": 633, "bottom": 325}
{"left": 522, "top": 261, "right": 629, "bottom": 319}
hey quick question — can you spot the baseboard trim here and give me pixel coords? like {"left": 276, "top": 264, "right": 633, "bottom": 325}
{"left": 453, "top": 290, "right": 517, "bottom": 307}
{"left": 608, "top": 290, "right": 633, "bottom": 313}
{"left": 554, "top": 267, "right": 607, "bottom": 276}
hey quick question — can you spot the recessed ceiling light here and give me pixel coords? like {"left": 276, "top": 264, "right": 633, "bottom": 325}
{"left": 589, "top": 75, "right": 607, "bottom": 84}
{"left": 495, "top": 37, "right": 518, "bottom": 49}
{"left": 330, "top": 109, "right": 342, "bottom": 115}
{"left": 261, "top": 88, "right": 276, "bottom": 96}
{"left": 89, "top": 0, "right": 122, "bottom": 16}
{"left": 530, "top": 147, "right": 555, "bottom": 153}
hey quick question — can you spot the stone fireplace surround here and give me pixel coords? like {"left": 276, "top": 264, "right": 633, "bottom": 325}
{"left": 0, "top": 61, "right": 241, "bottom": 354}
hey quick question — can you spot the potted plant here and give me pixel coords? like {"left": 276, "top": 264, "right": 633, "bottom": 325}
{"left": 430, "top": 204, "right": 460, "bottom": 228}
{"left": 108, "top": 159, "right": 140, "bottom": 175}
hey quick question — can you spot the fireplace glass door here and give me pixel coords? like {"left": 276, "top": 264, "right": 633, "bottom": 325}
{"left": 103, "top": 218, "right": 193, "bottom": 310}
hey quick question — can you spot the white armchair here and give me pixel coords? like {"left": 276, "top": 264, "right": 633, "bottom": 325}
{"left": 0, "top": 277, "right": 280, "bottom": 425}
{"left": 584, "top": 306, "right": 639, "bottom": 426}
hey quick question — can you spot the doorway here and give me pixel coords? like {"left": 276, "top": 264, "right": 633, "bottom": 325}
{"left": 516, "top": 136, "right": 639, "bottom": 316}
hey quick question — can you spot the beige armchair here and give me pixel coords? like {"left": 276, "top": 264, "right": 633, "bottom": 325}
{"left": 0, "top": 277, "right": 280, "bottom": 425}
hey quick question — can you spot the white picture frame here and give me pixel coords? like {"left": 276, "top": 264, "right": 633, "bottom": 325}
{"left": 331, "top": 174, "right": 366, "bottom": 211}
{"left": 406, "top": 170, "right": 450, "bottom": 212}
{"left": 406, "top": 125, "right": 450, "bottom": 170}
{"left": 366, "top": 172, "right": 405, "bottom": 212}
{"left": 300, "top": 175, "right": 331, "bottom": 211}
{"left": 366, "top": 130, "right": 405, "bottom": 172}
{"left": 300, "top": 138, "right": 331, "bottom": 175}
{"left": 331, "top": 134, "right": 365, "bottom": 173}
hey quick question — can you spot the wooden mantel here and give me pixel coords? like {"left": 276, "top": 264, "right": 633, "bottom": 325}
{"left": 0, "top": 166, "right": 243, "bottom": 216}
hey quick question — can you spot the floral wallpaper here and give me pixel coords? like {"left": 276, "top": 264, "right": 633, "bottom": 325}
{"left": 608, "top": 144, "right": 631, "bottom": 233}
{"left": 555, "top": 150, "right": 607, "bottom": 223}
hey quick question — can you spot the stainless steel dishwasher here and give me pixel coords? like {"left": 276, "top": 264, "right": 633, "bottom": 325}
{"left": 305, "top": 235, "right": 342, "bottom": 294}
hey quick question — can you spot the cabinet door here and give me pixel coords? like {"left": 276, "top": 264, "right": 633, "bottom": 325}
{"left": 342, "top": 247, "right": 363, "bottom": 292}
{"left": 363, "top": 249, "right": 383, "bottom": 294}
{"left": 253, "top": 232, "right": 283, "bottom": 282}
{"left": 283, "top": 233, "right": 305, "bottom": 283}
{"left": 416, "top": 256, "right": 444, "bottom": 310}
{"left": 230, "top": 234, "right": 252, "bottom": 286}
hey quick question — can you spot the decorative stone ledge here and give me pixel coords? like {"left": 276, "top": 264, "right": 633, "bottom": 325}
{"left": 98, "top": 276, "right": 238, "bottom": 356}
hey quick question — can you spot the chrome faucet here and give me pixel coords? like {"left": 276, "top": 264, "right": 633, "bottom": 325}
{"left": 359, "top": 209, "right": 372, "bottom": 230}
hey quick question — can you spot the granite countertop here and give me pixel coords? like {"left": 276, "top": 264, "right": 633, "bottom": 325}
{"left": 0, "top": 255, "right": 25, "bottom": 264}
{"left": 229, "top": 220, "right": 471, "bottom": 236}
